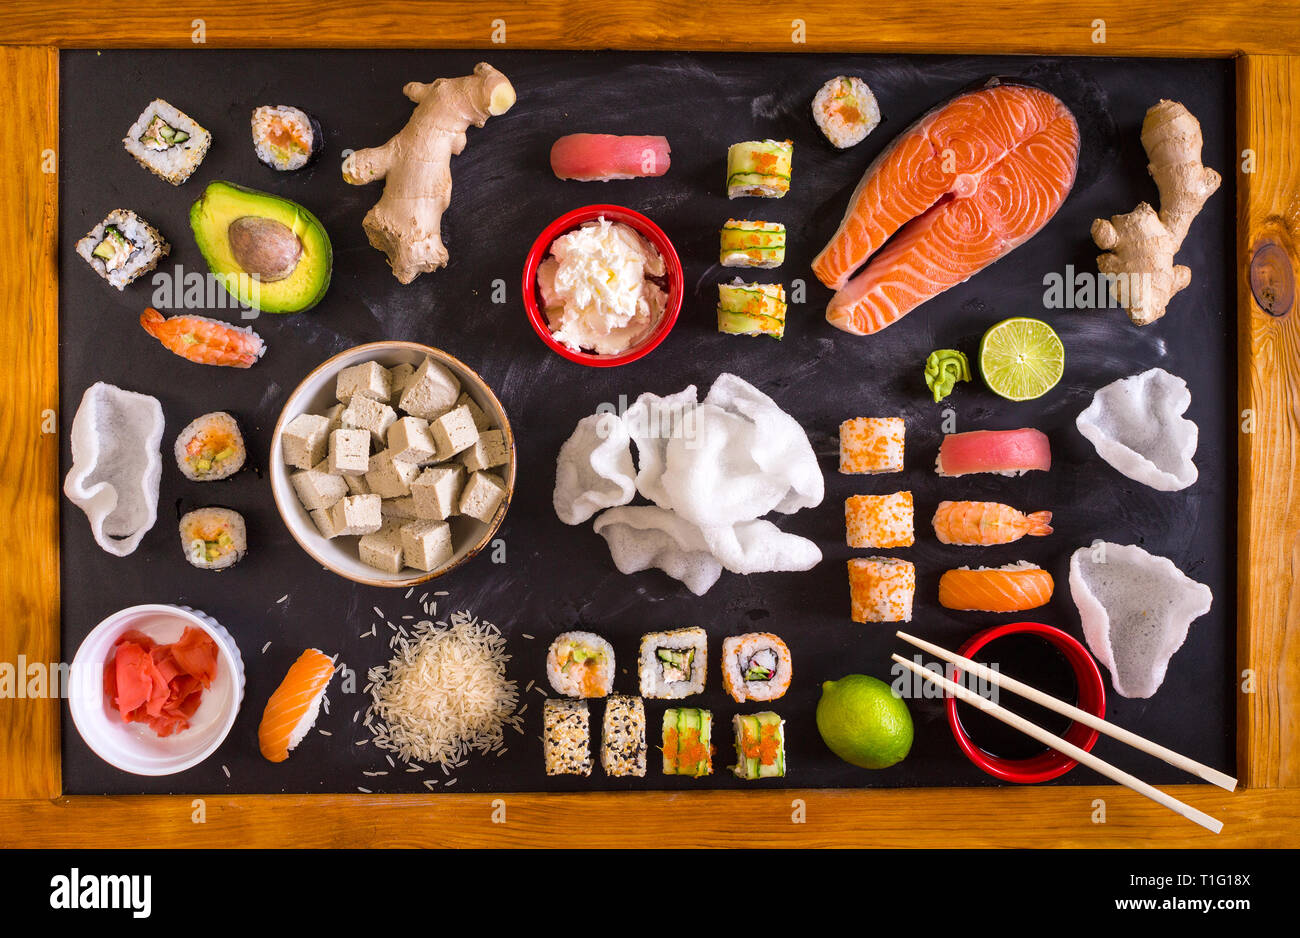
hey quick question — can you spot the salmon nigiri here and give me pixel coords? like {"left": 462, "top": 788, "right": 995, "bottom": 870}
{"left": 938, "top": 563, "right": 1054, "bottom": 612}
{"left": 259, "top": 648, "right": 335, "bottom": 763}
{"left": 932, "top": 501, "right": 1053, "bottom": 546}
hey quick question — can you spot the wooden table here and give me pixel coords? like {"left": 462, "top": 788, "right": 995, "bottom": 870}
{"left": 2, "top": 1, "right": 1297, "bottom": 848}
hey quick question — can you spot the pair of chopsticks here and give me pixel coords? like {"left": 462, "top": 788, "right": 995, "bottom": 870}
{"left": 894, "top": 630, "right": 1235, "bottom": 834}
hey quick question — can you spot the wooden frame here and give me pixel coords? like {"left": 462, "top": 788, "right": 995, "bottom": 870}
{"left": 3, "top": 2, "right": 1298, "bottom": 848}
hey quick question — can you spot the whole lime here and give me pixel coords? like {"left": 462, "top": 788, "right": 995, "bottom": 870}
{"left": 816, "top": 674, "right": 914, "bottom": 769}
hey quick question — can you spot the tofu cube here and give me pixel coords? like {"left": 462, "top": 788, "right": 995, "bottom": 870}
{"left": 411, "top": 464, "right": 465, "bottom": 520}
{"left": 309, "top": 507, "right": 340, "bottom": 539}
{"left": 346, "top": 473, "right": 371, "bottom": 496}
{"left": 430, "top": 405, "right": 478, "bottom": 459}
{"left": 282, "top": 413, "right": 331, "bottom": 470}
{"left": 457, "top": 392, "right": 492, "bottom": 431}
{"left": 290, "top": 460, "right": 349, "bottom": 511}
{"left": 459, "top": 471, "right": 507, "bottom": 523}
{"left": 341, "top": 394, "right": 397, "bottom": 447}
{"left": 381, "top": 495, "right": 420, "bottom": 521}
{"left": 388, "top": 362, "right": 416, "bottom": 407}
{"left": 328, "top": 428, "right": 371, "bottom": 476}
{"left": 400, "top": 519, "right": 454, "bottom": 572}
{"left": 324, "top": 403, "right": 345, "bottom": 436}
{"left": 358, "top": 525, "right": 405, "bottom": 574}
{"left": 365, "top": 449, "right": 421, "bottom": 498}
{"left": 460, "top": 429, "right": 509, "bottom": 472}
{"left": 329, "top": 494, "right": 382, "bottom": 537}
{"left": 398, "top": 357, "right": 460, "bottom": 420}
{"left": 336, "top": 361, "right": 392, "bottom": 404}
{"left": 386, "top": 416, "right": 436, "bottom": 464}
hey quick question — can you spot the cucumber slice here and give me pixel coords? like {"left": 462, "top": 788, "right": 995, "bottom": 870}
{"left": 698, "top": 711, "right": 712, "bottom": 777}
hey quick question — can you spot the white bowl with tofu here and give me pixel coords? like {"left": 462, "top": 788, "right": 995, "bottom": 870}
{"left": 270, "top": 341, "right": 516, "bottom": 587}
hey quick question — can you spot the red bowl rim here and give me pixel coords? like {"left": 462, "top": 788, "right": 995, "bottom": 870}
{"left": 944, "top": 621, "right": 1106, "bottom": 784}
{"left": 520, "top": 203, "right": 684, "bottom": 368}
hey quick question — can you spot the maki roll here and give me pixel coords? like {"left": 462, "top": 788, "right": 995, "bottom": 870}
{"left": 179, "top": 507, "right": 247, "bottom": 571}
{"left": 839, "top": 417, "right": 905, "bottom": 475}
{"left": 845, "top": 491, "right": 915, "bottom": 549}
{"left": 601, "top": 695, "right": 647, "bottom": 777}
{"left": 662, "top": 708, "right": 713, "bottom": 777}
{"left": 726, "top": 139, "right": 793, "bottom": 198}
{"left": 721, "top": 632, "right": 792, "bottom": 703}
{"left": 638, "top": 627, "right": 707, "bottom": 699}
{"left": 123, "top": 99, "right": 211, "bottom": 185}
{"left": 545, "top": 631, "right": 614, "bottom": 698}
{"left": 174, "top": 412, "right": 246, "bottom": 481}
{"left": 848, "top": 557, "right": 915, "bottom": 623}
{"left": 812, "top": 76, "right": 881, "bottom": 149}
{"left": 75, "top": 209, "right": 169, "bottom": 290}
{"left": 731, "top": 712, "right": 786, "bottom": 779}
{"left": 251, "top": 105, "right": 323, "bottom": 171}
{"left": 717, "top": 280, "right": 786, "bottom": 339}
{"left": 543, "top": 698, "right": 592, "bottom": 776}
{"left": 720, "top": 220, "right": 786, "bottom": 268}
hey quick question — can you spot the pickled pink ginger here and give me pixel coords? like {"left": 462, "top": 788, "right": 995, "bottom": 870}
{"left": 103, "top": 627, "right": 219, "bottom": 737}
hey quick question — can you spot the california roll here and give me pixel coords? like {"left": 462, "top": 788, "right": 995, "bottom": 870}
{"left": 545, "top": 630, "right": 614, "bottom": 698}
{"left": 174, "top": 411, "right": 246, "bottom": 481}
{"left": 179, "top": 507, "right": 247, "bottom": 570}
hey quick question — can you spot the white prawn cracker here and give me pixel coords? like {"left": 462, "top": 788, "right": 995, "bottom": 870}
{"left": 63, "top": 382, "right": 164, "bottom": 557}
{"left": 552, "top": 412, "right": 635, "bottom": 525}
{"left": 1076, "top": 367, "right": 1198, "bottom": 491}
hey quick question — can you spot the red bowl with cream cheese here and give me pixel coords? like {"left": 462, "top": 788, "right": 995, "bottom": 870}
{"left": 522, "top": 204, "right": 684, "bottom": 367}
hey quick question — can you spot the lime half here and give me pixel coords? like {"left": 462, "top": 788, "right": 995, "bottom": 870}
{"left": 978, "top": 317, "right": 1065, "bottom": 401}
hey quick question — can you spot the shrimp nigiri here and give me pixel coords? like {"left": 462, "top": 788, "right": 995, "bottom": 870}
{"left": 259, "top": 648, "right": 335, "bottom": 763}
{"left": 139, "top": 307, "right": 266, "bottom": 368}
{"left": 932, "top": 501, "right": 1053, "bottom": 546}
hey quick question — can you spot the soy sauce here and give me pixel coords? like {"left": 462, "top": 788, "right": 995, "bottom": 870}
{"left": 954, "top": 634, "right": 1078, "bottom": 761}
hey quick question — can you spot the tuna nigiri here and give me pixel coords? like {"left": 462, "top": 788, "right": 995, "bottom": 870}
{"left": 550, "top": 133, "right": 671, "bottom": 181}
{"left": 932, "top": 501, "right": 1053, "bottom": 546}
{"left": 938, "top": 563, "right": 1054, "bottom": 612}
{"left": 935, "top": 428, "right": 1051, "bottom": 477}
{"left": 259, "top": 648, "right": 335, "bottom": 763}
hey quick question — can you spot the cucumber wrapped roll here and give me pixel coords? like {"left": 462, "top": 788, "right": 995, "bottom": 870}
{"left": 726, "top": 139, "right": 793, "bottom": 198}
{"left": 717, "top": 280, "right": 787, "bottom": 339}
{"left": 662, "top": 708, "right": 713, "bottom": 777}
{"left": 720, "top": 219, "right": 787, "bottom": 268}
{"left": 731, "top": 712, "right": 786, "bottom": 779}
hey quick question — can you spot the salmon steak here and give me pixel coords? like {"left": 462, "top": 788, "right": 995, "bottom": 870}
{"left": 813, "top": 81, "right": 1080, "bottom": 336}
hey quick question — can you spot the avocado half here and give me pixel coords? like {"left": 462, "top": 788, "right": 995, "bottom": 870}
{"left": 190, "top": 180, "right": 332, "bottom": 314}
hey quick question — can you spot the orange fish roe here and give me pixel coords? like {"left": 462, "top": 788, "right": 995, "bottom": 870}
{"left": 848, "top": 557, "right": 915, "bottom": 623}
{"left": 845, "top": 491, "right": 914, "bottom": 548}
{"left": 839, "top": 417, "right": 905, "bottom": 474}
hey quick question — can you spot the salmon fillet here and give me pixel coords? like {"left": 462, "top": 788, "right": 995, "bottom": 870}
{"left": 813, "top": 81, "right": 1080, "bottom": 336}
{"left": 938, "top": 565, "right": 1055, "bottom": 612}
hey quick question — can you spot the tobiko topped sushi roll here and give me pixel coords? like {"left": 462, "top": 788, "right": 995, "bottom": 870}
{"left": 251, "top": 105, "right": 322, "bottom": 171}
{"left": 174, "top": 411, "right": 246, "bottom": 481}
{"left": 721, "top": 633, "right": 792, "bottom": 703}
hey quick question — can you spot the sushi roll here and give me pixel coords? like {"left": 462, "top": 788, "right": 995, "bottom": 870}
{"left": 848, "top": 557, "right": 915, "bottom": 623}
{"left": 174, "top": 412, "right": 246, "bottom": 481}
{"left": 812, "top": 76, "right": 881, "bottom": 149}
{"left": 845, "top": 491, "right": 915, "bottom": 549}
{"left": 75, "top": 209, "right": 169, "bottom": 291}
{"left": 662, "top": 708, "right": 713, "bottom": 777}
{"left": 601, "top": 695, "right": 647, "bottom": 777}
{"left": 543, "top": 698, "right": 592, "bottom": 776}
{"left": 721, "top": 633, "right": 792, "bottom": 703}
{"left": 638, "top": 627, "right": 707, "bottom": 699}
{"left": 731, "top": 712, "right": 786, "bottom": 779}
{"left": 122, "top": 99, "right": 211, "bottom": 185}
{"left": 179, "top": 507, "right": 247, "bottom": 570}
{"left": 726, "top": 139, "right": 793, "bottom": 198}
{"left": 258, "top": 648, "right": 335, "bottom": 762}
{"left": 545, "top": 631, "right": 615, "bottom": 698}
{"left": 839, "top": 417, "right": 905, "bottom": 474}
{"left": 720, "top": 219, "right": 786, "bottom": 268}
{"left": 717, "top": 280, "right": 786, "bottom": 339}
{"left": 251, "top": 105, "right": 323, "bottom": 172}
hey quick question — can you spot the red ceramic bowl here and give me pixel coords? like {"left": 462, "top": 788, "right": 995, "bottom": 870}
{"left": 945, "top": 621, "right": 1105, "bottom": 784}
{"left": 521, "top": 204, "right": 684, "bottom": 367}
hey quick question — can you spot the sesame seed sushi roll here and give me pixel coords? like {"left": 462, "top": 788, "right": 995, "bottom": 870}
{"left": 812, "top": 76, "right": 881, "bottom": 149}
{"left": 251, "top": 105, "right": 323, "bottom": 172}
{"left": 845, "top": 491, "right": 914, "bottom": 549}
{"left": 601, "top": 695, "right": 646, "bottom": 777}
{"left": 638, "top": 627, "right": 707, "bottom": 699}
{"left": 546, "top": 630, "right": 615, "bottom": 698}
{"left": 543, "top": 698, "right": 592, "bottom": 776}
{"left": 179, "top": 507, "right": 246, "bottom": 571}
{"left": 721, "top": 632, "right": 792, "bottom": 703}
{"left": 174, "top": 411, "right": 246, "bottom": 481}
{"left": 662, "top": 708, "right": 713, "bottom": 777}
{"left": 839, "top": 417, "right": 905, "bottom": 474}
{"left": 122, "top": 99, "right": 211, "bottom": 185}
{"left": 731, "top": 712, "right": 786, "bottom": 779}
{"left": 848, "top": 557, "right": 915, "bottom": 623}
{"left": 75, "top": 209, "right": 169, "bottom": 290}
{"left": 726, "top": 139, "right": 793, "bottom": 198}
{"left": 720, "top": 219, "right": 787, "bottom": 268}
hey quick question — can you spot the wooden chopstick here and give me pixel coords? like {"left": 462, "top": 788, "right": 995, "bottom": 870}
{"left": 895, "top": 629, "right": 1237, "bottom": 792}
{"left": 890, "top": 653, "right": 1224, "bottom": 834}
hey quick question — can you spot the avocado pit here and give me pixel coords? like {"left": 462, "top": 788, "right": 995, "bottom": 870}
{"left": 227, "top": 215, "right": 303, "bottom": 282}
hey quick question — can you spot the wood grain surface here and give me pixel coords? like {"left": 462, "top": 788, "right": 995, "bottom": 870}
{"left": 0, "top": 1, "right": 1297, "bottom": 56}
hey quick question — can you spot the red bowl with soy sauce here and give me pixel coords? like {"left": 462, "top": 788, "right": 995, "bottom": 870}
{"left": 945, "top": 621, "right": 1105, "bottom": 784}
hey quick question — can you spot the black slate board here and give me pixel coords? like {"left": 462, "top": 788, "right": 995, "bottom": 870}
{"left": 59, "top": 50, "right": 1236, "bottom": 794}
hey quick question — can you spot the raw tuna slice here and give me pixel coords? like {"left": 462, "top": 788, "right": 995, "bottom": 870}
{"left": 813, "top": 81, "right": 1079, "bottom": 335}
{"left": 550, "top": 133, "right": 671, "bottom": 181}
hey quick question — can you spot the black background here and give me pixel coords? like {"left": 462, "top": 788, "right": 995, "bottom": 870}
{"left": 58, "top": 50, "right": 1235, "bottom": 795}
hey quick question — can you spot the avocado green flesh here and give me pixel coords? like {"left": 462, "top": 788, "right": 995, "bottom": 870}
{"left": 190, "top": 180, "right": 332, "bottom": 314}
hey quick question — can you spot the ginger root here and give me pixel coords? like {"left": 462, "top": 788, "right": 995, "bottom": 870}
{"left": 343, "top": 62, "right": 516, "bottom": 284}
{"left": 1091, "top": 100, "right": 1221, "bottom": 325}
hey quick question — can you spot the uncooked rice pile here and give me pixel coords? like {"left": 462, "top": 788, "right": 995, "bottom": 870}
{"left": 365, "top": 611, "right": 522, "bottom": 768}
